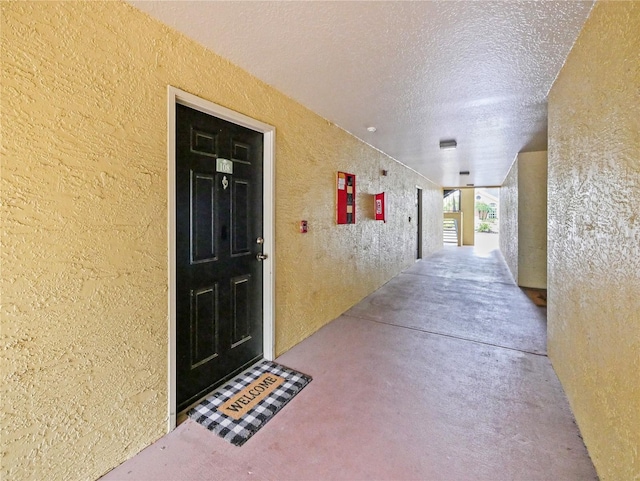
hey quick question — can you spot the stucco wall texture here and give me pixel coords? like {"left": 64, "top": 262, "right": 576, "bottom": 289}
{"left": 500, "top": 151, "right": 547, "bottom": 289}
{"left": 0, "top": 2, "right": 442, "bottom": 480}
{"left": 548, "top": 1, "right": 640, "bottom": 480}
{"left": 517, "top": 151, "right": 548, "bottom": 289}
{"left": 499, "top": 158, "right": 518, "bottom": 284}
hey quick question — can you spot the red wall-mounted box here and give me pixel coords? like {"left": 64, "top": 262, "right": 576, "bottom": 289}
{"left": 336, "top": 172, "right": 356, "bottom": 224}
{"left": 374, "top": 192, "right": 386, "bottom": 222}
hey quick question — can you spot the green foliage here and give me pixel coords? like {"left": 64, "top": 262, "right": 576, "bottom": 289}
{"left": 476, "top": 202, "right": 491, "bottom": 220}
{"left": 475, "top": 202, "right": 491, "bottom": 213}
{"left": 477, "top": 222, "right": 492, "bottom": 233}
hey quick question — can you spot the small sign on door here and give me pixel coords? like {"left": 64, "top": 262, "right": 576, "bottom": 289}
{"left": 216, "top": 158, "right": 233, "bottom": 174}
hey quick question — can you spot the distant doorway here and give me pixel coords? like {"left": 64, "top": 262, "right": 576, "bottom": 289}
{"left": 474, "top": 187, "right": 500, "bottom": 252}
{"left": 443, "top": 189, "right": 461, "bottom": 246}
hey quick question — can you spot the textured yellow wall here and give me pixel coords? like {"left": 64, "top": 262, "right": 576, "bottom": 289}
{"left": 548, "top": 1, "right": 640, "bottom": 480}
{"left": 517, "top": 151, "right": 547, "bottom": 289}
{"left": 460, "top": 188, "right": 475, "bottom": 246}
{"left": 499, "top": 151, "right": 547, "bottom": 288}
{"left": 1, "top": 2, "right": 442, "bottom": 480}
{"left": 499, "top": 159, "right": 518, "bottom": 283}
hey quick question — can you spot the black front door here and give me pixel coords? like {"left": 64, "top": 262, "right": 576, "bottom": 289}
{"left": 176, "top": 103, "right": 264, "bottom": 412}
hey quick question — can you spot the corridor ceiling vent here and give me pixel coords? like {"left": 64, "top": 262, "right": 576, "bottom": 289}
{"left": 459, "top": 170, "right": 470, "bottom": 175}
{"left": 439, "top": 139, "right": 457, "bottom": 150}
{"left": 467, "top": 183, "right": 475, "bottom": 187}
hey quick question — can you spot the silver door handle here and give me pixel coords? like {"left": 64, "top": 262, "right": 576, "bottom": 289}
{"left": 256, "top": 253, "right": 268, "bottom": 261}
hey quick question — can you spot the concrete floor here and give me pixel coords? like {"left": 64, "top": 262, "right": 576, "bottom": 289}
{"left": 101, "top": 245, "right": 597, "bottom": 481}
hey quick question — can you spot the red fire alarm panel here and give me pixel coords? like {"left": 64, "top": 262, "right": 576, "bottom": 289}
{"left": 336, "top": 172, "right": 356, "bottom": 224}
{"left": 300, "top": 220, "right": 308, "bottom": 233}
{"left": 374, "top": 192, "right": 386, "bottom": 222}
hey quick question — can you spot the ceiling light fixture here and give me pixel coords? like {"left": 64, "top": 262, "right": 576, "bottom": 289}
{"left": 439, "top": 139, "right": 457, "bottom": 150}
{"left": 367, "top": 126, "right": 377, "bottom": 132}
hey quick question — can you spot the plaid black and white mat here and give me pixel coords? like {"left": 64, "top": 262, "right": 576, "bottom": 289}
{"left": 188, "top": 360, "right": 312, "bottom": 446}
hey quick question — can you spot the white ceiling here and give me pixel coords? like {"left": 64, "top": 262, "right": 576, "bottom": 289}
{"left": 129, "top": 1, "right": 594, "bottom": 187}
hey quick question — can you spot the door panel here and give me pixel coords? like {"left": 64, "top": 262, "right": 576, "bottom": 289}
{"left": 176, "top": 103, "right": 264, "bottom": 412}
{"left": 231, "top": 274, "right": 251, "bottom": 346}
{"left": 191, "top": 172, "right": 217, "bottom": 263}
{"left": 190, "top": 284, "right": 219, "bottom": 368}
{"left": 231, "top": 179, "right": 251, "bottom": 256}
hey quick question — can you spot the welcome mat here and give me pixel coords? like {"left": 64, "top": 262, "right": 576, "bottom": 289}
{"left": 188, "top": 360, "right": 312, "bottom": 446}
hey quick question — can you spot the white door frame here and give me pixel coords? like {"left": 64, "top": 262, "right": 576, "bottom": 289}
{"left": 166, "top": 86, "right": 276, "bottom": 431}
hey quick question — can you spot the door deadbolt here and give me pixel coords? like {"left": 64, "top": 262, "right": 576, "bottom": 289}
{"left": 256, "top": 237, "right": 264, "bottom": 244}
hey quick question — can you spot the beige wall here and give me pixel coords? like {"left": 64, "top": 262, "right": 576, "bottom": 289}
{"left": 460, "top": 188, "right": 475, "bottom": 246}
{"left": 500, "top": 151, "right": 548, "bottom": 288}
{"left": 518, "top": 151, "right": 547, "bottom": 289}
{"left": 499, "top": 159, "right": 518, "bottom": 283}
{"left": 0, "top": 2, "right": 442, "bottom": 480}
{"left": 548, "top": 1, "right": 640, "bottom": 480}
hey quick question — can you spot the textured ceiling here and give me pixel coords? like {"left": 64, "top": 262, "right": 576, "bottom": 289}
{"left": 129, "top": 1, "right": 594, "bottom": 187}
